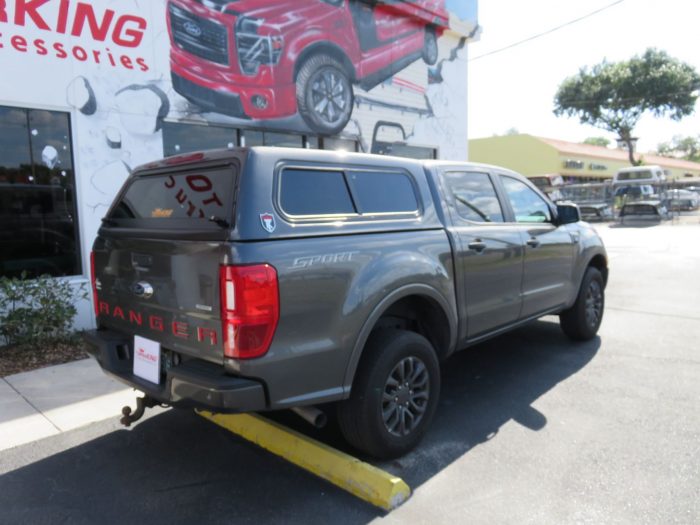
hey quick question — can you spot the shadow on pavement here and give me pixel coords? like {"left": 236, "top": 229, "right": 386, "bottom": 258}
{"left": 383, "top": 318, "right": 599, "bottom": 487}
{"left": 0, "top": 319, "right": 599, "bottom": 524}
{"left": 608, "top": 221, "right": 662, "bottom": 228}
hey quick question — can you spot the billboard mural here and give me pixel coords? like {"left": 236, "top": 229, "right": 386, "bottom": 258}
{"left": 168, "top": 0, "right": 450, "bottom": 135}
{"left": 0, "top": 0, "right": 478, "bottom": 300}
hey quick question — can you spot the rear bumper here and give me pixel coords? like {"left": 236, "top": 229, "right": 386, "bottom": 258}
{"left": 83, "top": 329, "right": 267, "bottom": 412}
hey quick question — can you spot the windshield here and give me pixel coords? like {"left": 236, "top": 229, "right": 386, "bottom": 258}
{"left": 530, "top": 175, "right": 563, "bottom": 188}
{"left": 617, "top": 170, "right": 653, "bottom": 181}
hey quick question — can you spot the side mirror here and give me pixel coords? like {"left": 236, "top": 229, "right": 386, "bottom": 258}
{"left": 556, "top": 202, "right": 580, "bottom": 225}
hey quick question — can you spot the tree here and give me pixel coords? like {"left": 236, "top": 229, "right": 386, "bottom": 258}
{"left": 493, "top": 128, "right": 519, "bottom": 137}
{"left": 553, "top": 48, "right": 700, "bottom": 166}
{"left": 656, "top": 135, "right": 700, "bottom": 162}
{"left": 582, "top": 137, "right": 611, "bottom": 147}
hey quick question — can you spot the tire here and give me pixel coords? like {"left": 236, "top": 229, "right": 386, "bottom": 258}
{"left": 296, "top": 54, "right": 353, "bottom": 135}
{"left": 337, "top": 329, "right": 440, "bottom": 459}
{"left": 560, "top": 267, "right": 605, "bottom": 341}
{"left": 422, "top": 28, "right": 438, "bottom": 65}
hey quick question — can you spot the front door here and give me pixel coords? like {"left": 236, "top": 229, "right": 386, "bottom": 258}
{"left": 439, "top": 170, "right": 525, "bottom": 341}
{"left": 498, "top": 174, "right": 576, "bottom": 319}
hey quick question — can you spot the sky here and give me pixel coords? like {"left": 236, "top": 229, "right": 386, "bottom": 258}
{"left": 467, "top": 0, "right": 700, "bottom": 154}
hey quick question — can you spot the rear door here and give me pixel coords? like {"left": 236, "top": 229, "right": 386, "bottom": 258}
{"left": 497, "top": 174, "right": 576, "bottom": 318}
{"left": 439, "top": 170, "right": 524, "bottom": 340}
{"left": 373, "top": 2, "right": 419, "bottom": 42}
{"left": 93, "top": 162, "right": 239, "bottom": 364}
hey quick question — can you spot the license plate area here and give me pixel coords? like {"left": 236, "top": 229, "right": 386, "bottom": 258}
{"left": 133, "top": 335, "right": 161, "bottom": 385}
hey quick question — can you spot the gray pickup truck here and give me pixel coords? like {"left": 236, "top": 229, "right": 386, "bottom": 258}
{"left": 85, "top": 147, "right": 608, "bottom": 459}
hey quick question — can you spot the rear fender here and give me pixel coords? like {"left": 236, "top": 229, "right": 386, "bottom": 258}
{"left": 342, "top": 283, "right": 457, "bottom": 393}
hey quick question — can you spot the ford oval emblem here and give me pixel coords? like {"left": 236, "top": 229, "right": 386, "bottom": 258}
{"left": 183, "top": 20, "right": 203, "bottom": 37}
{"left": 132, "top": 281, "right": 154, "bottom": 299}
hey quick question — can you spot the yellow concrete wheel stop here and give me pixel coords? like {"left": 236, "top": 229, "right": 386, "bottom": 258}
{"left": 197, "top": 411, "right": 411, "bottom": 511}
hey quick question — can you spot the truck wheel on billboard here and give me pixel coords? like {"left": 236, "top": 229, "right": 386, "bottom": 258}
{"left": 296, "top": 54, "right": 354, "bottom": 135}
{"left": 422, "top": 28, "right": 438, "bottom": 66}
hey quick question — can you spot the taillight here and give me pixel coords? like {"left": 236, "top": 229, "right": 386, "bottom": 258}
{"left": 90, "top": 251, "right": 99, "bottom": 319}
{"left": 220, "top": 264, "right": 279, "bottom": 359}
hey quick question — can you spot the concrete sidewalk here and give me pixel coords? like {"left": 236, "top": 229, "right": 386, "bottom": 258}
{"left": 0, "top": 359, "right": 136, "bottom": 452}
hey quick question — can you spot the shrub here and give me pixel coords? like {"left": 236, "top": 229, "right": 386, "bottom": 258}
{"left": 0, "top": 272, "right": 89, "bottom": 346}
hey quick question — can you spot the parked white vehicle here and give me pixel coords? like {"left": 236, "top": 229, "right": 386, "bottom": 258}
{"left": 662, "top": 189, "right": 700, "bottom": 211}
{"left": 613, "top": 165, "right": 667, "bottom": 186}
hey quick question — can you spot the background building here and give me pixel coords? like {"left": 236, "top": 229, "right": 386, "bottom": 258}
{"left": 469, "top": 134, "right": 700, "bottom": 182}
{"left": 0, "top": 0, "right": 479, "bottom": 330}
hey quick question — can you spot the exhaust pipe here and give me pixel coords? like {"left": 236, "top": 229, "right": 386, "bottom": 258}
{"left": 291, "top": 406, "right": 327, "bottom": 428}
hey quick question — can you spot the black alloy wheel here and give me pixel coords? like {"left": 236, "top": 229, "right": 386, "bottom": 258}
{"left": 560, "top": 266, "right": 605, "bottom": 341}
{"left": 337, "top": 329, "right": 440, "bottom": 459}
{"left": 382, "top": 356, "right": 430, "bottom": 437}
{"left": 296, "top": 54, "right": 354, "bottom": 135}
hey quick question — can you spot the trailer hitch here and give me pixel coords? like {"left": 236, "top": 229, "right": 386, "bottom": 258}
{"left": 120, "top": 395, "right": 160, "bottom": 427}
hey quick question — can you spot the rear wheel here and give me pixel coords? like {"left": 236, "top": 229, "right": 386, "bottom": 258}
{"left": 296, "top": 54, "right": 353, "bottom": 135}
{"left": 422, "top": 28, "right": 438, "bottom": 65}
{"left": 560, "top": 267, "right": 605, "bottom": 341}
{"left": 338, "top": 329, "right": 440, "bottom": 459}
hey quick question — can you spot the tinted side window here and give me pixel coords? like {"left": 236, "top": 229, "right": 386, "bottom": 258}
{"left": 162, "top": 122, "right": 236, "bottom": 156}
{"left": 347, "top": 171, "right": 418, "bottom": 213}
{"left": 243, "top": 130, "right": 263, "bottom": 147}
{"left": 501, "top": 176, "right": 552, "bottom": 223}
{"left": 0, "top": 106, "right": 81, "bottom": 278}
{"left": 263, "top": 132, "right": 303, "bottom": 148}
{"left": 373, "top": 143, "right": 437, "bottom": 160}
{"left": 442, "top": 171, "right": 504, "bottom": 222}
{"left": 281, "top": 169, "right": 355, "bottom": 216}
{"left": 321, "top": 137, "right": 358, "bottom": 152}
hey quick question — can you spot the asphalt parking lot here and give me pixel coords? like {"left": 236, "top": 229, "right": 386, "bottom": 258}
{"left": 1, "top": 221, "right": 699, "bottom": 525}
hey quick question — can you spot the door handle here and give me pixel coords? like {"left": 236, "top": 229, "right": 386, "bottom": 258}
{"left": 468, "top": 240, "right": 486, "bottom": 253}
{"left": 570, "top": 232, "right": 580, "bottom": 244}
{"left": 526, "top": 237, "right": 541, "bottom": 248}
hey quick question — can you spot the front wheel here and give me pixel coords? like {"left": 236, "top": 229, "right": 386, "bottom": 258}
{"left": 560, "top": 267, "right": 605, "bottom": 341}
{"left": 296, "top": 54, "right": 353, "bottom": 135}
{"left": 337, "top": 329, "right": 440, "bottom": 459}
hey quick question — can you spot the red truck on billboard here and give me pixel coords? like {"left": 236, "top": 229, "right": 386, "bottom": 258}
{"left": 167, "top": 0, "right": 448, "bottom": 135}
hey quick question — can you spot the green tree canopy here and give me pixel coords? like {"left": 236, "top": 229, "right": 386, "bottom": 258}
{"left": 656, "top": 135, "right": 700, "bottom": 162}
{"left": 582, "top": 137, "right": 611, "bottom": 147}
{"left": 554, "top": 48, "right": 700, "bottom": 165}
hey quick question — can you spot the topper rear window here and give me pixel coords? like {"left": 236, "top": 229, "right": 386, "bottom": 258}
{"left": 107, "top": 166, "right": 237, "bottom": 228}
